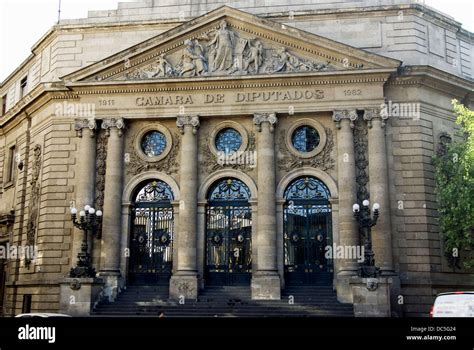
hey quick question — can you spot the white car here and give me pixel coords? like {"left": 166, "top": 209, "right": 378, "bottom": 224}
{"left": 431, "top": 292, "right": 474, "bottom": 317}
{"left": 15, "top": 313, "right": 72, "bottom": 318}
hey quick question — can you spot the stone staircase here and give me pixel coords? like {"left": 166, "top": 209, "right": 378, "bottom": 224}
{"left": 93, "top": 285, "right": 354, "bottom": 317}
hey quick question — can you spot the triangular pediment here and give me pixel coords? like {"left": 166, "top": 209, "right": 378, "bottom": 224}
{"left": 63, "top": 6, "right": 401, "bottom": 83}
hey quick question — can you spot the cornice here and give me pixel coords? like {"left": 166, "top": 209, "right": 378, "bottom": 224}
{"left": 387, "top": 66, "right": 474, "bottom": 98}
{"left": 66, "top": 69, "right": 394, "bottom": 95}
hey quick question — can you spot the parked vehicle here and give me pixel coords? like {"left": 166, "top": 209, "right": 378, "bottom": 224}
{"left": 15, "top": 313, "right": 72, "bottom": 318}
{"left": 430, "top": 292, "right": 474, "bottom": 317}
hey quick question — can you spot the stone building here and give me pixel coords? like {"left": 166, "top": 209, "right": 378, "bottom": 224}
{"left": 0, "top": 0, "right": 473, "bottom": 317}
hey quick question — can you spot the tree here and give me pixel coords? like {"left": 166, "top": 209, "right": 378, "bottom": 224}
{"left": 433, "top": 100, "right": 474, "bottom": 269}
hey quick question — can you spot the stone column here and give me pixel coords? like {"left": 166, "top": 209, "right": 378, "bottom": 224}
{"left": 71, "top": 119, "right": 97, "bottom": 267}
{"left": 169, "top": 116, "right": 200, "bottom": 300}
{"left": 99, "top": 118, "right": 125, "bottom": 301}
{"left": 364, "top": 109, "right": 394, "bottom": 274}
{"left": 251, "top": 113, "right": 281, "bottom": 300}
{"left": 333, "top": 110, "right": 360, "bottom": 303}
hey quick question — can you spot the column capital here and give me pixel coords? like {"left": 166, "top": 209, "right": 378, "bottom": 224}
{"left": 253, "top": 113, "right": 278, "bottom": 132}
{"left": 74, "top": 118, "right": 97, "bottom": 138}
{"left": 101, "top": 118, "right": 125, "bottom": 136}
{"left": 332, "top": 110, "right": 358, "bottom": 129}
{"left": 363, "top": 108, "right": 388, "bottom": 128}
{"left": 176, "top": 115, "right": 200, "bottom": 134}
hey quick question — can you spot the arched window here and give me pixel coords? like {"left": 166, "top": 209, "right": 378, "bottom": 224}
{"left": 208, "top": 178, "right": 251, "bottom": 202}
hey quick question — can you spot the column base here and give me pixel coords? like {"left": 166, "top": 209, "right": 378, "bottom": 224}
{"left": 335, "top": 269, "right": 358, "bottom": 303}
{"left": 251, "top": 273, "right": 281, "bottom": 300}
{"left": 97, "top": 270, "right": 122, "bottom": 302}
{"left": 59, "top": 277, "right": 104, "bottom": 316}
{"left": 169, "top": 273, "right": 198, "bottom": 301}
{"left": 350, "top": 276, "right": 392, "bottom": 317}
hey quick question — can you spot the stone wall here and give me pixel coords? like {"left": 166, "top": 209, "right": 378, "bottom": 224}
{"left": 3, "top": 109, "right": 78, "bottom": 314}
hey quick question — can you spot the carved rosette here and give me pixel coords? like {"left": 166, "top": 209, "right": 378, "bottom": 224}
{"left": 95, "top": 128, "right": 108, "bottom": 211}
{"left": 201, "top": 131, "right": 256, "bottom": 173}
{"left": 278, "top": 127, "right": 335, "bottom": 172}
{"left": 25, "top": 144, "right": 42, "bottom": 268}
{"left": 102, "top": 118, "right": 125, "bottom": 136}
{"left": 354, "top": 118, "right": 370, "bottom": 204}
{"left": 176, "top": 116, "right": 200, "bottom": 134}
{"left": 126, "top": 134, "right": 180, "bottom": 176}
{"left": 363, "top": 108, "right": 388, "bottom": 128}
{"left": 333, "top": 110, "right": 358, "bottom": 129}
{"left": 253, "top": 113, "right": 278, "bottom": 132}
{"left": 74, "top": 118, "right": 97, "bottom": 137}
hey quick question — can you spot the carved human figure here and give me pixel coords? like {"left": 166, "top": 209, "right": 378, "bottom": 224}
{"left": 192, "top": 39, "right": 208, "bottom": 75}
{"left": 153, "top": 54, "right": 173, "bottom": 77}
{"left": 180, "top": 40, "right": 198, "bottom": 77}
{"left": 208, "top": 20, "right": 234, "bottom": 72}
{"left": 244, "top": 40, "right": 264, "bottom": 73}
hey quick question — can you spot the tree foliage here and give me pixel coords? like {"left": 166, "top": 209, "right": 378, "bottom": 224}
{"left": 433, "top": 100, "right": 474, "bottom": 269}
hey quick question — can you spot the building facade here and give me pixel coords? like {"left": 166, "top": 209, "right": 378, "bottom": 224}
{"left": 0, "top": 1, "right": 473, "bottom": 317}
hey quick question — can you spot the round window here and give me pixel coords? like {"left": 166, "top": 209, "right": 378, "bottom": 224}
{"left": 215, "top": 128, "right": 242, "bottom": 154}
{"left": 291, "top": 126, "right": 320, "bottom": 153}
{"left": 141, "top": 131, "right": 167, "bottom": 157}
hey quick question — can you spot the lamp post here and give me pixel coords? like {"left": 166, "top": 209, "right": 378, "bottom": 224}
{"left": 70, "top": 205, "right": 102, "bottom": 278}
{"left": 352, "top": 199, "right": 380, "bottom": 278}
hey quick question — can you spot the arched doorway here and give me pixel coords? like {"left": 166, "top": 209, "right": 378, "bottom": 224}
{"left": 129, "top": 180, "right": 174, "bottom": 285}
{"left": 283, "top": 176, "right": 333, "bottom": 285}
{"left": 205, "top": 178, "right": 252, "bottom": 285}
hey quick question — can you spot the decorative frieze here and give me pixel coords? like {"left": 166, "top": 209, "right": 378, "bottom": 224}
{"left": 126, "top": 134, "right": 180, "bottom": 176}
{"left": 201, "top": 131, "right": 256, "bottom": 173}
{"left": 353, "top": 118, "right": 370, "bottom": 204}
{"left": 95, "top": 129, "right": 108, "bottom": 212}
{"left": 278, "top": 127, "right": 335, "bottom": 172}
{"left": 118, "top": 20, "right": 331, "bottom": 81}
{"left": 25, "top": 144, "right": 42, "bottom": 268}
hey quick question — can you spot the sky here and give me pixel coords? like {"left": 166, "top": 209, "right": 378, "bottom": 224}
{"left": 0, "top": 0, "right": 473, "bottom": 82}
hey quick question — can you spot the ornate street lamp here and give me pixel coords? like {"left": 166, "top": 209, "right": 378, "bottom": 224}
{"left": 69, "top": 205, "right": 102, "bottom": 278}
{"left": 352, "top": 199, "right": 380, "bottom": 278}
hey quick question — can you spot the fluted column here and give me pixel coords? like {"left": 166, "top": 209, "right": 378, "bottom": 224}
{"left": 364, "top": 109, "right": 394, "bottom": 274}
{"left": 71, "top": 119, "right": 97, "bottom": 268}
{"left": 99, "top": 118, "right": 125, "bottom": 301}
{"left": 169, "top": 116, "right": 200, "bottom": 300}
{"left": 333, "top": 110, "right": 359, "bottom": 303}
{"left": 251, "top": 113, "right": 281, "bottom": 300}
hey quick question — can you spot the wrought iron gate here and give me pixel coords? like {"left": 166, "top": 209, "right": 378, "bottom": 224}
{"left": 129, "top": 180, "right": 174, "bottom": 285}
{"left": 205, "top": 179, "right": 252, "bottom": 285}
{"left": 283, "top": 177, "right": 333, "bottom": 285}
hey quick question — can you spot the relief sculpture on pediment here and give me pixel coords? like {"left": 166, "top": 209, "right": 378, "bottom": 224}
{"left": 122, "top": 19, "right": 332, "bottom": 80}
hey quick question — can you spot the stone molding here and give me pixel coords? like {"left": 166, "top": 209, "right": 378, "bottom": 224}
{"left": 253, "top": 113, "right": 277, "bottom": 132}
{"left": 176, "top": 115, "right": 200, "bottom": 134}
{"left": 332, "top": 109, "right": 358, "bottom": 129}
{"left": 101, "top": 118, "right": 125, "bottom": 136}
{"left": 363, "top": 108, "right": 388, "bottom": 128}
{"left": 74, "top": 118, "right": 97, "bottom": 138}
